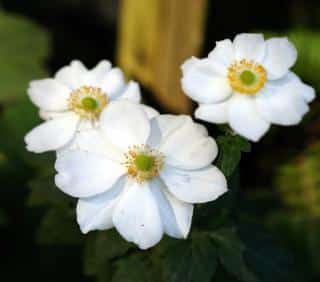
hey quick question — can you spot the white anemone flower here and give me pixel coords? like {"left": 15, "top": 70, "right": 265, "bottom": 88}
{"left": 25, "top": 60, "right": 157, "bottom": 153}
{"left": 181, "top": 33, "right": 316, "bottom": 142}
{"left": 54, "top": 101, "right": 227, "bottom": 249}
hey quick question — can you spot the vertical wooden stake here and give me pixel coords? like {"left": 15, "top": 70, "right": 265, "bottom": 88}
{"left": 117, "top": 0, "right": 208, "bottom": 113}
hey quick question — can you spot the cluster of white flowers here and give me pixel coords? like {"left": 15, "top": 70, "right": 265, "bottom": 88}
{"left": 25, "top": 33, "right": 315, "bottom": 249}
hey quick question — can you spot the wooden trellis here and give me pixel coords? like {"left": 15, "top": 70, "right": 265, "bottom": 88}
{"left": 117, "top": 0, "right": 208, "bottom": 113}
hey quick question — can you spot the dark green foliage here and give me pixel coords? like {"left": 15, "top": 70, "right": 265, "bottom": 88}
{"left": 28, "top": 178, "right": 82, "bottom": 244}
{"left": 28, "top": 173, "right": 69, "bottom": 207}
{"left": 84, "top": 230, "right": 132, "bottom": 279}
{"left": 112, "top": 254, "right": 155, "bottom": 282}
{"left": 162, "top": 233, "right": 218, "bottom": 282}
{"left": 37, "top": 207, "right": 82, "bottom": 245}
{"left": 241, "top": 228, "right": 300, "bottom": 282}
{"left": 27, "top": 160, "right": 81, "bottom": 245}
{"left": 216, "top": 134, "right": 251, "bottom": 177}
{"left": 0, "top": 11, "right": 49, "bottom": 103}
{"left": 0, "top": 209, "right": 7, "bottom": 225}
{"left": 161, "top": 228, "right": 262, "bottom": 282}
{"left": 0, "top": 8, "right": 49, "bottom": 174}
{"left": 210, "top": 228, "right": 258, "bottom": 282}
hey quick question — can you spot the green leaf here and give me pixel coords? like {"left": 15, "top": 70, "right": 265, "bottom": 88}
{"left": 0, "top": 99, "right": 39, "bottom": 153}
{"left": 36, "top": 207, "right": 82, "bottom": 245}
{"left": 0, "top": 209, "right": 7, "bottom": 225}
{"left": 216, "top": 135, "right": 251, "bottom": 177}
{"left": 0, "top": 11, "right": 49, "bottom": 103}
{"left": 28, "top": 173, "right": 71, "bottom": 208}
{"left": 239, "top": 225, "right": 301, "bottom": 282}
{"left": 163, "top": 233, "right": 218, "bottom": 282}
{"left": 193, "top": 168, "right": 240, "bottom": 230}
{"left": 0, "top": 10, "right": 50, "bottom": 179}
{"left": 95, "top": 265, "right": 113, "bottom": 282}
{"left": 210, "top": 228, "right": 259, "bottom": 282}
{"left": 112, "top": 254, "right": 154, "bottom": 282}
{"left": 84, "top": 230, "right": 132, "bottom": 278}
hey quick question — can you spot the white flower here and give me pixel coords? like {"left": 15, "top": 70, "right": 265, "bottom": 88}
{"left": 54, "top": 101, "right": 227, "bottom": 249}
{"left": 181, "top": 33, "right": 316, "bottom": 142}
{"left": 25, "top": 60, "right": 157, "bottom": 153}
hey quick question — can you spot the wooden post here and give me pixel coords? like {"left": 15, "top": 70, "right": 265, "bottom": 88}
{"left": 117, "top": 0, "right": 208, "bottom": 113}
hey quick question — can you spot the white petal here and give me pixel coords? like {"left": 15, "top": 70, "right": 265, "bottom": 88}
{"left": 55, "top": 60, "right": 88, "bottom": 89}
{"left": 233, "top": 33, "right": 266, "bottom": 62}
{"left": 181, "top": 57, "right": 219, "bottom": 74}
{"left": 208, "top": 39, "right": 234, "bottom": 75}
{"left": 150, "top": 178, "right": 193, "bottom": 239}
{"left": 228, "top": 94, "right": 270, "bottom": 142}
{"left": 39, "top": 110, "right": 69, "bottom": 120}
{"left": 181, "top": 64, "right": 232, "bottom": 103}
{"left": 87, "top": 60, "right": 112, "bottom": 86}
{"left": 99, "top": 68, "right": 126, "bottom": 98}
{"left": 181, "top": 56, "right": 202, "bottom": 74}
{"left": 55, "top": 150, "right": 125, "bottom": 198}
{"left": 160, "top": 165, "right": 228, "bottom": 204}
{"left": 147, "top": 115, "right": 187, "bottom": 149}
{"left": 256, "top": 77, "right": 310, "bottom": 126}
{"left": 147, "top": 115, "right": 208, "bottom": 151}
{"left": 58, "top": 128, "right": 123, "bottom": 162}
{"left": 155, "top": 115, "right": 218, "bottom": 169}
{"left": 113, "top": 181, "right": 163, "bottom": 249}
{"left": 287, "top": 72, "right": 316, "bottom": 103}
{"left": 76, "top": 176, "right": 126, "bottom": 233}
{"left": 195, "top": 123, "right": 209, "bottom": 136}
{"left": 77, "top": 119, "right": 94, "bottom": 131}
{"left": 117, "top": 81, "right": 141, "bottom": 103}
{"left": 300, "top": 84, "right": 316, "bottom": 103}
{"left": 262, "top": 38, "right": 297, "bottom": 80}
{"left": 28, "top": 79, "right": 70, "bottom": 111}
{"left": 195, "top": 100, "right": 231, "bottom": 124}
{"left": 25, "top": 112, "right": 79, "bottom": 153}
{"left": 100, "top": 101, "right": 150, "bottom": 151}
{"left": 140, "top": 104, "right": 159, "bottom": 119}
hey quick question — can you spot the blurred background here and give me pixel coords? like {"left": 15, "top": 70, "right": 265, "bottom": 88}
{"left": 0, "top": 1, "right": 319, "bottom": 282}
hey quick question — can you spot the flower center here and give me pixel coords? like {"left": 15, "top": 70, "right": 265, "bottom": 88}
{"left": 68, "top": 86, "right": 108, "bottom": 121}
{"left": 239, "top": 70, "right": 256, "bottom": 85}
{"left": 134, "top": 154, "right": 155, "bottom": 172}
{"left": 81, "top": 97, "right": 98, "bottom": 111}
{"left": 124, "top": 145, "right": 164, "bottom": 183}
{"left": 227, "top": 59, "right": 267, "bottom": 95}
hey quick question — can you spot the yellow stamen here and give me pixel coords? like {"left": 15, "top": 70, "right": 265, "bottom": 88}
{"left": 227, "top": 59, "right": 267, "bottom": 95}
{"left": 68, "top": 86, "right": 108, "bottom": 121}
{"left": 123, "top": 145, "right": 164, "bottom": 183}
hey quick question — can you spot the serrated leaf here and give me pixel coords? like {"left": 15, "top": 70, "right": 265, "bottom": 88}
{"left": 210, "top": 228, "right": 259, "bottom": 282}
{"left": 84, "top": 230, "right": 132, "bottom": 277}
{"left": 163, "top": 233, "right": 218, "bottom": 282}
{"left": 216, "top": 135, "right": 251, "bottom": 177}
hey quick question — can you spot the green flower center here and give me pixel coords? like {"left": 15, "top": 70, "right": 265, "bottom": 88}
{"left": 240, "top": 70, "right": 256, "bottom": 86}
{"left": 81, "top": 97, "right": 98, "bottom": 111}
{"left": 134, "top": 154, "right": 155, "bottom": 172}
